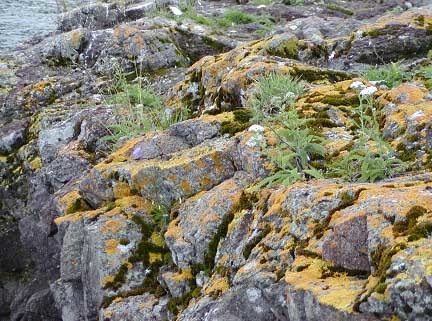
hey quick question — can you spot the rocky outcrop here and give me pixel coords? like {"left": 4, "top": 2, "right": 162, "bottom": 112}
{"left": 1, "top": 1, "right": 432, "bottom": 320}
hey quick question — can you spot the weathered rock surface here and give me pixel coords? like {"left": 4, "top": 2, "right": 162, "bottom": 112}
{"left": 1, "top": 1, "right": 432, "bottom": 321}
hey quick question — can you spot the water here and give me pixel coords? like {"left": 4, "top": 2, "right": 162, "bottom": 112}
{"left": 0, "top": 0, "right": 91, "bottom": 54}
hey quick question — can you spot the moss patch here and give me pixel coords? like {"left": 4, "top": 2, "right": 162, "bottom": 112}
{"left": 392, "top": 206, "right": 427, "bottom": 236}
{"left": 221, "top": 109, "right": 252, "bottom": 136}
{"left": 167, "top": 287, "right": 202, "bottom": 315}
{"left": 243, "top": 225, "right": 271, "bottom": 259}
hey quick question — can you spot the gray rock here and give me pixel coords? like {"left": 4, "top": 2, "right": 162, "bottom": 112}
{"left": 99, "top": 293, "right": 171, "bottom": 321}
{"left": 0, "top": 119, "right": 28, "bottom": 154}
{"left": 165, "top": 171, "right": 252, "bottom": 269}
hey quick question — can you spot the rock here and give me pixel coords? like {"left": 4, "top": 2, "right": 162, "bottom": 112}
{"left": 166, "top": 34, "right": 352, "bottom": 114}
{"left": 2, "top": 1, "right": 432, "bottom": 320}
{"left": 93, "top": 25, "right": 188, "bottom": 75}
{"left": 165, "top": 171, "right": 252, "bottom": 269}
{"left": 322, "top": 212, "right": 370, "bottom": 272}
{"left": 36, "top": 28, "right": 88, "bottom": 66}
{"left": 53, "top": 197, "right": 151, "bottom": 320}
{"left": 347, "top": 7, "right": 432, "bottom": 64}
{"left": 159, "top": 268, "right": 193, "bottom": 298}
{"left": 99, "top": 293, "right": 171, "bottom": 321}
{"left": 0, "top": 119, "right": 28, "bottom": 154}
{"left": 360, "top": 239, "right": 432, "bottom": 321}
{"left": 58, "top": 2, "right": 125, "bottom": 32}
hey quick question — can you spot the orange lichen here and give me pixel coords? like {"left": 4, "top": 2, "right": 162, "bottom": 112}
{"left": 180, "top": 180, "right": 192, "bottom": 194}
{"left": 285, "top": 258, "right": 367, "bottom": 312}
{"left": 203, "top": 276, "right": 230, "bottom": 297}
{"left": 113, "top": 181, "right": 132, "bottom": 199}
{"left": 105, "top": 239, "right": 120, "bottom": 255}
{"left": 100, "top": 219, "right": 124, "bottom": 234}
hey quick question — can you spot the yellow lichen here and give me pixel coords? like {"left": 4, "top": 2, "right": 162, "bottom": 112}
{"left": 203, "top": 276, "right": 230, "bottom": 297}
{"left": 150, "top": 232, "right": 166, "bottom": 247}
{"left": 285, "top": 258, "right": 367, "bottom": 312}
{"left": 29, "top": 157, "right": 42, "bottom": 170}
{"left": 113, "top": 181, "right": 132, "bottom": 199}
{"left": 105, "top": 239, "right": 120, "bottom": 255}
{"left": 100, "top": 219, "right": 124, "bottom": 234}
{"left": 149, "top": 252, "right": 162, "bottom": 264}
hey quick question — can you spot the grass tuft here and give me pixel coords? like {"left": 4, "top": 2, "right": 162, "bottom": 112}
{"left": 362, "top": 62, "right": 408, "bottom": 88}
{"left": 250, "top": 73, "right": 305, "bottom": 123}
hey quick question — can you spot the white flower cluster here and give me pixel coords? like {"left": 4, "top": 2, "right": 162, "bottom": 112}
{"left": 350, "top": 81, "right": 377, "bottom": 98}
{"left": 359, "top": 86, "right": 377, "bottom": 98}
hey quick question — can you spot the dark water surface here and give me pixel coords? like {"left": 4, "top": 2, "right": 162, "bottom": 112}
{"left": 0, "top": 0, "right": 91, "bottom": 54}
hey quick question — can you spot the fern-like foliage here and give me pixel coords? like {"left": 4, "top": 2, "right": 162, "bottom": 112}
{"left": 329, "top": 94, "right": 407, "bottom": 182}
{"left": 256, "top": 110, "right": 325, "bottom": 188}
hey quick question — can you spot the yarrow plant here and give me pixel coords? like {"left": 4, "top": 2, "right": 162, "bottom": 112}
{"left": 255, "top": 110, "right": 325, "bottom": 188}
{"left": 330, "top": 82, "right": 407, "bottom": 182}
{"left": 249, "top": 73, "right": 327, "bottom": 188}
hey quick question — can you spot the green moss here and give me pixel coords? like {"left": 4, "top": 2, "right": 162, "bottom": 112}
{"left": 307, "top": 117, "right": 337, "bottom": 129}
{"left": 405, "top": 134, "right": 418, "bottom": 143}
{"left": 66, "top": 198, "right": 86, "bottom": 214}
{"left": 371, "top": 243, "right": 407, "bottom": 283}
{"left": 415, "top": 15, "right": 425, "bottom": 26}
{"left": 396, "top": 143, "right": 416, "bottom": 162}
{"left": 325, "top": 4, "right": 353, "bottom": 16}
{"left": 103, "top": 262, "right": 129, "bottom": 290}
{"left": 392, "top": 206, "right": 427, "bottom": 236}
{"left": 119, "top": 238, "right": 130, "bottom": 245}
{"left": 167, "top": 287, "right": 202, "bottom": 315}
{"left": 105, "top": 202, "right": 116, "bottom": 211}
{"left": 319, "top": 92, "right": 360, "bottom": 106}
{"left": 367, "top": 29, "right": 382, "bottom": 38}
{"left": 374, "top": 282, "right": 387, "bottom": 294}
{"left": 101, "top": 283, "right": 166, "bottom": 309}
{"left": 233, "top": 109, "right": 252, "bottom": 123}
{"left": 407, "top": 222, "right": 432, "bottom": 242}
{"left": 220, "top": 109, "right": 252, "bottom": 136}
{"left": 46, "top": 89, "right": 57, "bottom": 105}
{"left": 242, "top": 225, "right": 271, "bottom": 259}
{"left": 266, "top": 37, "right": 299, "bottom": 59}
{"left": 295, "top": 265, "right": 309, "bottom": 272}
{"left": 320, "top": 265, "right": 369, "bottom": 279}
{"left": 204, "top": 212, "right": 234, "bottom": 270}
{"left": 295, "top": 247, "right": 321, "bottom": 259}
{"left": 426, "top": 23, "right": 432, "bottom": 35}
{"left": 220, "top": 121, "right": 248, "bottom": 136}
{"left": 104, "top": 214, "right": 171, "bottom": 294}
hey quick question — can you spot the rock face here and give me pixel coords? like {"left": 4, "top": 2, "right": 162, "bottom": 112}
{"left": 1, "top": 1, "right": 432, "bottom": 321}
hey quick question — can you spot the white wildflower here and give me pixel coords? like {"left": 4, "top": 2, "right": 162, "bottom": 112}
{"left": 248, "top": 124, "right": 265, "bottom": 133}
{"left": 169, "top": 6, "right": 183, "bottom": 16}
{"left": 246, "top": 133, "right": 265, "bottom": 148}
{"left": 350, "top": 81, "right": 366, "bottom": 91}
{"left": 144, "top": 268, "right": 152, "bottom": 276}
{"left": 359, "top": 86, "right": 378, "bottom": 97}
{"left": 284, "top": 92, "right": 296, "bottom": 100}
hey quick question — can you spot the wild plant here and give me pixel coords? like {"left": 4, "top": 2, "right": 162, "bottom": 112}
{"left": 255, "top": 110, "right": 325, "bottom": 188}
{"left": 102, "top": 65, "right": 189, "bottom": 150}
{"left": 329, "top": 92, "right": 407, "bottom": 182}
{"left": 250, "top": 73, "right": 305, "bottom": 123}
{"left": 362, "top": 62, "right": 408, "bottom": 88}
